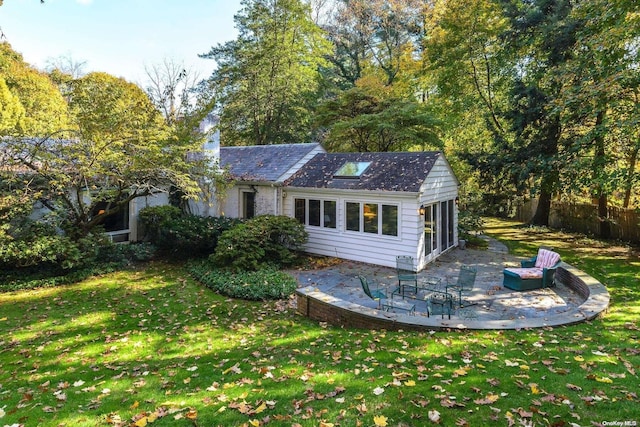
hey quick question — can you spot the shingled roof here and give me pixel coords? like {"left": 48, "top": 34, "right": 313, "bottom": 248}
{"left": 221, "top": 143, "right": 322, "bottom": 182}
{"left": 284, "top": 151, "right": 441, "bottom": 192}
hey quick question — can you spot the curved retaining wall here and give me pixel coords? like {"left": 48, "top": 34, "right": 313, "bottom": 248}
{"left": 295, "top": 262, "right": 609, "bottom": 331}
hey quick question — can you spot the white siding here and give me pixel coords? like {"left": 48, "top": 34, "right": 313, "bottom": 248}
{"left": 419, "top": 156, "right": 459, "bottom": 203}
{"left": 283, "top": 155, "right": 459, "bottom": 271}
{"left": 284, "top": 189, "right": 420, "bottom": 269}
{"left": 194, "top": 184, "right": 280, "bottom": 218}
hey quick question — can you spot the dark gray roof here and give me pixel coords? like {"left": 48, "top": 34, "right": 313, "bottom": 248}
{"left": 221, "top": 143, "right": 322, "bottom": 182}
{"left": 284, "top": 151, "right": 442, "bottom": 192}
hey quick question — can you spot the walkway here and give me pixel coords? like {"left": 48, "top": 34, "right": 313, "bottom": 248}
{"left": 291, "top": 238, "right": 609, "bottom": 330}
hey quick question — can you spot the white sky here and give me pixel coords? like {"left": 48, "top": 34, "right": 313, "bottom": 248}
{"left": 0, "top": 0, "right": 242, "bottom": 86}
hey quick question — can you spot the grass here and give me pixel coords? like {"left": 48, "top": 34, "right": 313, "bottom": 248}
{"left": 0, "top": 218, "right": 639, "bottom": 426}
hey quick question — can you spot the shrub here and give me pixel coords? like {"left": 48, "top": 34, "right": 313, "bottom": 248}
{"left": 138, "top": 206, "right": 241, "bottom": 258}
{"left": 211, "top": 215, "right": 308, "bottom": 271}
{"left": 0, "top": 219, "right": 111, "bottom": 271}
{"left": 189, "top": 262, "right": 297, "bottom": 301}
{"left": 457, "top": 210, "right": 487, "bottom": 248}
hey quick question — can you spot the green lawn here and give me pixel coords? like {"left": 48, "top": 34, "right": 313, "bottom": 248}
{"left": 1, "top": 218, "right": 639, "bottom": 426}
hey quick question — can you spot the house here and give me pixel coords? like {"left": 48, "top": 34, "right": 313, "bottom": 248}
{"left": 187, "top": 139, "right": 459, "bottom": 271}
{"left": 4, "top": 130, "right": 459, "bottom": 270}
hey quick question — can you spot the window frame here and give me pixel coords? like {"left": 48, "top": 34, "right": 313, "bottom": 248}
{"left": 294, "top": 197, "right": 337, "bottom": 229}
{"left": 344, "top": 201, "right": 399, "bottom": 237}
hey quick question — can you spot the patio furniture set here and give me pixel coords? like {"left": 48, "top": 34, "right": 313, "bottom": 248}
{"left": 358, "top": 248, "right": 561, "bottom": 319}
{"left": 358, "top": 256, "right": 477, "bottom": 319}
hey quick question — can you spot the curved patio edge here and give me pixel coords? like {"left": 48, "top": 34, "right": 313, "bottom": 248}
{"left": 295, "top": 261, "right": 610, "bottom": 331}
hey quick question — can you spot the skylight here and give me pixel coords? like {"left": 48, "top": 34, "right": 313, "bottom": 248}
{"left": 334, "top": 161, "right": 371, "bottom": 178}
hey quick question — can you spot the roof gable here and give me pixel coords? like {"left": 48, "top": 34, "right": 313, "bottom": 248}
{"left": 284, "top": 152, "right": 442, "bottom": 192}
{"left": 221, "top": 143, "right": 323, "bottom": 182}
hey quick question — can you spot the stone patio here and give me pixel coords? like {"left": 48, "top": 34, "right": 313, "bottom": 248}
{"left": 291, "top": 237, "right": 610, "bottom": 330}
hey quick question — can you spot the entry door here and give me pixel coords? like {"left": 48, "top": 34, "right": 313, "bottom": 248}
{"left": 242, "top": 191, "right": 256, "bottom": 219}
{"left": 424, "top": 203, "right": 438, "bottom": 259}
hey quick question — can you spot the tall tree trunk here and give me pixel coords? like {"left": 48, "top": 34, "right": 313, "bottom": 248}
{"left": 530, "top": 116, "right": 561, "bottom": 226}
{"left": 623, "top": 142, "right": 638, "bottom": 208}
{"left": 530, "top": 187, "right": 552, "bottom": 226}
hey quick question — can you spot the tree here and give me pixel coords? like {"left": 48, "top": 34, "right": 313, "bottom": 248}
{"left": 200, "top": 0, "right": 331, "bottom": 146}
{"left": 2, "top": 71, "right": 216, "bottom": 238}
{"left": 556, "top": 0, "right": 640, "bottom": 218}
{"left": 0, "top": 75, "right": 24, "bottom": 134}
{"left": 315, "top": 75, "right": 441, "bottom": 152}
{"left": 321, "top": 0, "right": 425, "bottom": 89}
{"left": 144, "top": 58, "right": 203, "bottom": 126}
{"left": 477, "top": 0, "right": 580, "bottom": 226}
{"left": 0, "top": 42, "right": 71, "bottom": 136}
{"left": 44, "top": 53, "right": 87, "bottom": 79}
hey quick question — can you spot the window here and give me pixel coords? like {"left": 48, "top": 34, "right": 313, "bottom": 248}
{"left": 90, "top": 196, "right": 130, "bottom": 242}
{"left": 294, "top": 198, "right": 337, "bottom": 229}
{"left": 334, "top": 161, "right": 371, "bottom": 178}
{"left": 294, "top": 199, "right": 305, "bottom": 223}
{"left": 309, "top": 199, "right": 321, "bottom": 226}
{"left": 324, "top": 200, "right": 336, "bottom": 228}
{"left": 382, "top": 205, "right": 398, "bottom": 236}
{"left": 345, "top": 201, "right": 398, "bottom": 236}
{"left": 346, "top": 202, "right": 360, "bottom": 231}
{"left": 363, "top": 203, "right": 378, "bottom": 233}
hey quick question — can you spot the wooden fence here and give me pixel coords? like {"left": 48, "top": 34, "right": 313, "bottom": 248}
{"left": 517, "top": 200, "right": 640, "bottom": 244}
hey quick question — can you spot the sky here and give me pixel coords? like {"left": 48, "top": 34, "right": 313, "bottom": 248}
{"left": 0, "top": 0, "right": 242, "bottom": 85}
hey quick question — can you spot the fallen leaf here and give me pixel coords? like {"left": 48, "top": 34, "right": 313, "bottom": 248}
{"left": 428, "top": 409, "right": 441, "bottom": 423}
{"left": 373, "top": 414, "right": 388, "bottom": 426}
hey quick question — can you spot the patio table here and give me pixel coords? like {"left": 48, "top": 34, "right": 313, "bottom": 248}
{"left": 396, "top": 276, "right": 442, "bottom": 298}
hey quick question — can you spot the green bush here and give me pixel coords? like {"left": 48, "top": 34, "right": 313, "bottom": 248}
{"left": 458, "top": 210, "right": 485, "bottom": 237}
{"left": 189, "top": 262, "right": 297, "bottom": 301}
{"left": 138, "top": 206, "right": 241, "bottom": 258}
{"left": 211, "top": 215, "right": 308, "bottom": 271}
{"left": 0, "top": 218, "right": 111, "bottom": 271}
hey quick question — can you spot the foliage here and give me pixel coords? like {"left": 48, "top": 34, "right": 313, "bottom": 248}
{"left": 138, "top": 206, "right": 241, "bottom": 258}
{"left": 211, "top": 215, "right": 308, "bottom": 271}
{"left": 0, "top": 41, "right": 71, "bottom": 136}
{"left": 0, "top": 219, "right": 638, "bottom": 426}
{"left": 0, "top": 75, "right": 25, "bottom": 133}
{"left": 200, "top": 0, "right": 331, "bottom": 146}
{"left": 189, "top": 262, "right": 297, "bottom": 300}
{"left": 321, "top": 0, "right": 425, "bottom": 88}
{"left": 457, "top": 210, "right": 485, "bottom": 237}
{"left": 0, "top": 215, "right": 109, "bottom": 271}
{"left": 1, "top": 65, "right": 219, "bottom": 239}
{"left": 315, "top": 77, "right": 442, "bottom": 152}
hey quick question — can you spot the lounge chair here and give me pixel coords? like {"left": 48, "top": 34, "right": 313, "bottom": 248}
{"left": 503, "top": 248, "right": 561, "bottom": 291}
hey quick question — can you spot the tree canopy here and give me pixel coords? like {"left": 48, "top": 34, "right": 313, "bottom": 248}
{"left": 0, "top": 44, "right": 217, "bottom": 239}
{"left": 201, "top": 0, "right": 331, "bottom": 146}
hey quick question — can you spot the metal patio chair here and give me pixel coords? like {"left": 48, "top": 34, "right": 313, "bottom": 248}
{"left": 396, "top": 255, "right": 418, "bottom": 294}
{"left": 445, "top": 265, "right": 477, "bottom": 308}
{"left": 357, "top": 275, "right": 388, "bottom": 309}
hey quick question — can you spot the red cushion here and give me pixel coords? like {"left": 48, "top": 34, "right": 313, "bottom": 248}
{"left": 534, "top": 249, "right": 560, "bottom": 268}
{"left": 505, "top": 267, "right": 544, "bottom": 280}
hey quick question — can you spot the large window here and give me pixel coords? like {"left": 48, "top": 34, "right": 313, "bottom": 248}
{"left": 441, "top": 199, "right": 455, "bottom": 249}
{"left": 345, "top": 201, "right": 398, "bottom": 236}
{"left": 294, "top": 198, "right": 336, "bottom": 229}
